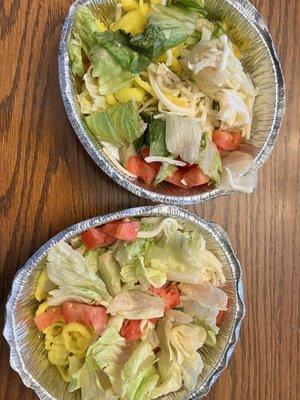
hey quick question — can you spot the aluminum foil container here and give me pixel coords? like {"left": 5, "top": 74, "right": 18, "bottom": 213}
{"left": 4, "top": 205, "right": 244, "bottom": 400}
{"left": 58, "top": 0, "right": 285, "bottom": 205}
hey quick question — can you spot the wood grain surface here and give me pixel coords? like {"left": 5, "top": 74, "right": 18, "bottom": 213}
{"left": 0, "top": 0, "right": 299, "bottom": 399}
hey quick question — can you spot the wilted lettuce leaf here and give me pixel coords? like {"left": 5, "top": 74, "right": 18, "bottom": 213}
{"left": 85, "top": 101, "right": 145, "bottom": 146}
{"left": 68, "top": 6, "right": 104, "bottom": 77}
{"left": 149, "top": 119, "right": 168, "bottom": 157}
{"left": 198, "top": 132, "right": 222, "bottom": 182}
{"left": 131, "top": 5, "right": 197, "bottom": 59}
{"left": 98, "top": 251, "right": 121, "bottom": 297}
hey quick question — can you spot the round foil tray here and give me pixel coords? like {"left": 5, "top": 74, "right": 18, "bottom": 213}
{"left": 4, "top": 205, "right": 244, "bottom": 400}
{"left": 58, "top": 0, "right": 284, "bottom": 205}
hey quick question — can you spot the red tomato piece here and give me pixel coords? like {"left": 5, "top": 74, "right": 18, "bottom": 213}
{"left": 212, "top": 130, "right": 242, "bottom": 151}
{"left": 120, "top": 320, "right": 142, "bottom": 342}
{"left": 148, "top": 318, "right": 159, "bottom": 325}
{"left": 165, "top": 168, "right": 186, "bottom": 187}
{"left": 216, "top": 310, "right": 226, "bottom": 327}
{"left": 102, "top": 220, "right": 139, "bottom": 241}
{"left": 150, "top": 283, "right": 180, "bottom": 311}
{"left": 63, "top": 302, "right": 107, "bottom": 333}
{"left": 34, "top": 306, "right": 63, "bottom": 331}
{"left": 141, "top": 147, "right": 150, "bottom": 159}
{"left": 181, "top": 166, "right": 210, "bottom": 187}
{"left": 80, "top": 227, "right": 117, "bottom": 250}
{"left": 126, "top": 156, "right": 156, "bottom": 185}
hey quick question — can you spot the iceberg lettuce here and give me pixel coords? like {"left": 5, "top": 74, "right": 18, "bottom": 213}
{"left": 85, "top": 101, "right": 146, "bottom": 146}
{"left": 98, "top": 251, "right": 121, "bottom": 297}
{"left": 46, "top": 242, "right": 111, "bottom": 306}
{"left": 121, "top": 341, "right": 159, "bottom": 400}
{"left": 198, "top": 132, "right": 222, "bottom": 182}
{"left": 107, "top": 288, "right": 165, "bottom": 320}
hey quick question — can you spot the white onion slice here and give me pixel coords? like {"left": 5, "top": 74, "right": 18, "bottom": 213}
{"left": 144, "top": 156, "right": 186, "bottom": 167}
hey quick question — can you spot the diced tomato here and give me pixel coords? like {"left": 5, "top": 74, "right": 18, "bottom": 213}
{"left": 216, "top": 310, "right": 226, "bottom": 327}
{"left": 80, "top": 227, "right": 117, "bottom": 250}
{"left": 63, "top": 302, "right": 107, "bottom": 333}
{"left": 148, "top": 318, "right": 159, "bottom": 324}
{"left": 165, "top": 168, "right": 186, "bottom": 187}
{"left": 34, "top": 306, "right": 63, "bottom": 331}
{"left": 126, "top": 156, "right": 156, "bottom": 185}
{"left": 212, "top": 130, "right": 242, "bottom": 151}
{"left": 181, "top": 166, "right": 210, "bottom": 187}
{"left": 150, "top": 283, "right": 180, "bottom": 311}
{"left": 120, "top": 320, "right": 142, "bottom": 342}
{"left": 141, "top": 147, "right": 150, "bottom": 159}
{"left": 102, "top": 220, "right": 139, "bottom": 241}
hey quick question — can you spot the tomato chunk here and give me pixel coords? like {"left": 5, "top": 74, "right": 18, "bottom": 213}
{"left": 120, "top": 320, "right": 142, "bottom": 342}
{"left": 181, "top": 166, "right": 210, "bottom": 187}
{"left": 63, "top": 302, "right": 107, "bottom": 333}
{"left": 126, "top": 156, "right": 156, "bottom": 185}
{"left": 216, "top": 310, "right": 226, "bottom": 327}
{"left": 212, "top": 130, "right": 242, "bottom": 151}
{"left": 165, "top": 168, "right": 186, "bottom": 187}
{"left": 150, "top": 283, "right": 180, "bottom": 311}
{"left": 80, "top": 227, "right": 117, "bottom": 250}
{"left": 34, "top": 306, "right": 63, "bottom": 331}
{"left": 141, "top": 147, "right": 150, "bottom": 159}
{"left": 102, "top": 220, "right": 139, "bottom": 241}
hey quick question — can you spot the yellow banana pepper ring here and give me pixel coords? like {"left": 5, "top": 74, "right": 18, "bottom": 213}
{"left": 62, "top": 322, "right": 92, "bottom": 355}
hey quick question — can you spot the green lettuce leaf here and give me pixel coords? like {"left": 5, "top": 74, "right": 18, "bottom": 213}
{"left": 86, "top": 317, "right": 125, "bottom": 387}
{"left": 149, "top": 119, "right": 168, "bottom": 157}
{"left": 121, "top": 341, "right": 159, "bottom": 400}
{"left": 46, "top": 242, "right": 111, "bottom": 306}
{"left": 98, "top": 251, "right": 122, "bottom": 297}
{"left": 90, "top": 46, "right": 135, "bottom": 95}
{"left": 155, "top": 164, "right": 177, "bottom": 185}
{"left": 131, "top": 5, "right": 197, "bottom": 59}
{"left": 68, "top": 6, "right": 103, "bottom": 77}
{"left": 94, "top": 31, "right": 151, "bottom": 74}
{"left": 168, "top": 0, "right": 207, "bottom": 16}
{"left": 198, "top": 132, "right": 222, "bottom": 182}
{"left": 83, "top": 248, "right": 105, "bottom": 273}
{"left": 85, "top": 101, "right": 145, "bottom": 146}
{"left": 68, "top": 356, "right": 83, "bottom": 392}
{"left": 80, "top": 363, "right": 119, "bottom": 400}
{"left": 107, "top": 288, "right": 165, "bottom": 320}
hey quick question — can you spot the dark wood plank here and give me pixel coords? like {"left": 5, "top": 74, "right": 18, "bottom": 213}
{"left": 0, "top": 0, "right": 299, "bottom": 399}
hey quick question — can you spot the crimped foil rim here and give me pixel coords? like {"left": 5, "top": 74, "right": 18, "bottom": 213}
{"left": 58, "top": 0, "right": 285, "bottom": 205}
{"left": 3, "top": 205, "right": 244, "bottom": 399}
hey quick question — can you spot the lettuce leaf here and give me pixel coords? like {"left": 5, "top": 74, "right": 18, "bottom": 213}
{"left": 98, "top": 251, "right": 121, "bottom": 297}
{"left": 83, "top": 248, "right": 104, "bottom": 273}
{"left": 170, "top": 323, "right": 206, "bottom": 390}
{"left": 149, "top": 119, "right": 168, "bottom": 157}
{"left": 198, "top": 132, "right": 222, "bottom": 182}
{"left": 121, "top": 341, "right": 159, "bottom": 400}
{"left": 94, "top": 31, "right": 151, "bottom": 74}
{"left": 131, "top": 5, "right": 197, "bottom": 59}
{"left": 90, "top": 46, "right": 135, "bottom": 95}
{"left": 85, "top": 101, "right": 145, "bottom": 146}
{"left": 46, "top": 242, "right": 111, "bottom": 306}
{"left": 180, "top": 282, "right": 228, "bottom": 310}
{"left": 86, "top": 317, "right": 125, "bottom": 387}
{"left": 155, "top": 164, "right": 177, "bottom": 185}
{"left": 217, "top": 151, "right": 257, "bottom": 193}
{"left": 165, "top": 114, "right": 203, "bottom": 163}
{"left": 168, "top": 0, "right": 207, "bottom": 16}
{"left": 68, "top": 6, "right": 103, "bottom": 77}
{"left": 107, "top": 288, "right": 165, "bottom": 320}
{"left": 80, "top": 364, "right": 118, "bottom": 400}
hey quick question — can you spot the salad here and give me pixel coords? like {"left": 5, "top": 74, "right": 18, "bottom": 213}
{"left": 34, "top": 216, "right": 228, "bottom": 399}
{"left": 68, "top": 0, "right": 257, "bottom": 192}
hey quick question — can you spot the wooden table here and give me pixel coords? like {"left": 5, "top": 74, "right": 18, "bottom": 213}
{"left": 0, "top": 0, "right": 299, "bottom": 399}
